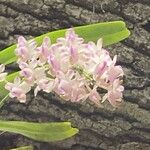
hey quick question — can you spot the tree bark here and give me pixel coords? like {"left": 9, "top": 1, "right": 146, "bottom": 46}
{"left": 0, "top": 0, "right": 150, "bottom": 150}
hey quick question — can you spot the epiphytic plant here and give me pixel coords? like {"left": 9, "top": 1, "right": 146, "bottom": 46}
{"left": 0, "top": 21, "right": 130, "bottom": 149}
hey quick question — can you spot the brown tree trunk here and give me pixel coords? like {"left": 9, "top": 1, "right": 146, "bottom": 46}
{"left": 0, "top": 0, "right": 150, "bottom": 150}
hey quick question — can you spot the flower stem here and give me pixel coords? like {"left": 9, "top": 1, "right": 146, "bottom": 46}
{"left": 0, "top": 94, "right": 9, "bottom": 109}
{"left": 74, "top": 65, "right": 93, "bottom": 81}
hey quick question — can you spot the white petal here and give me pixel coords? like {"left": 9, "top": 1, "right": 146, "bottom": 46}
{"left": 14, "top": 77, "right": 21, "bottom": 85}
{"left": 44, "top": 36, "right": 51, "bottom": 45}
{"left": 34, "top": 86, "right": 40, "bottom": 97}
{"left": 5, "top": 82, "right": 14, "bottom": 91}
{"left": 30, "top": 59, "right": 38, "bottom": 69}
{"left": 9, "top": 93, "right": 15, "bottom": 98}
{"left": 102, "top": 93, "right": 108, "bottom": 103}
{"left": 0, "top": 64, "right": 5, "bottom": 73}
{"left": 112, "top": 55, "right": 117, "bottom": 65}
{"left": 18, "top": 36, "right": 26, "bottom": 46}
{"left": 18, "top": 94, "right": 26, "bottom": 103}
{"left": 97, "top": 38, "right": 103, "bottom": 50}
{"left": 45, "top": 81, "right": 54, "bottom": 93}
{"left": 34, "top": 67, "right": 46, "bottom": 79}
{"left": 19, "top": 81, "right": 31, "bottom": 93}
{"left": 0, "top": 73, "right": 7, "bottom": 81}
{"left": 18, "top": 61, "right": 28, "bottom": 69}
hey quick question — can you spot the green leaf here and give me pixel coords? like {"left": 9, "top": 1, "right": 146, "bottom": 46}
{"left": 102, "top": 28, "right": 130, "bottom": 46}
{"left": 0, "top": 120, "right": 79, "bottom": 142}
{"left": 10, "top": 146, "right": 33, "bottom": 150}
{"left": 0, "top": 45, "right": 17, "bottom": 65}
{"left": 0, "top": 21, "right": 130, "bottom": 65}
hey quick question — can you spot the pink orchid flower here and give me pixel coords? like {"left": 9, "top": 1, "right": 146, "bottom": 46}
{"left": 103, "top": 79, "right": 124, "bottom": 107}
{"left": 37, "top": 37, "right": 51, "bottom": 64}
{"left": 34, "top": 78, "right": 55, "bottom": 96}
{"left": 106, "top": 56, "right": 124, "bottom": 83}
{"left": 15, "top": 36, "right": 38, "bottom": 62}
{"left": 5, "top": 28, "right": 124, "bottom": 107}
{"left": 54, "top": 70, "right": 88, "bottom": 102}
{"left": 5, "top": 77, "right": 31, "bottom": 103}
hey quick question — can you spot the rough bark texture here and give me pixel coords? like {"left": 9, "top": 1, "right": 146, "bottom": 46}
{"left": 0, "top": 0, "right": 150, "bottom": 150}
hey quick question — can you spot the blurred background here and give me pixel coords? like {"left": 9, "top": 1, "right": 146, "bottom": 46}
{"left": 0, "top": 0, "right": 149, "bottom": 150}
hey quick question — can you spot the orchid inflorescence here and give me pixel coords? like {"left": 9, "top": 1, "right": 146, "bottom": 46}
{"left": 1, "top": 29, "right": 124, "bottom": 107}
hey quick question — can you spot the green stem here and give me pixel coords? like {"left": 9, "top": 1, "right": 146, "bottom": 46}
{"left": 0, "top": 94, "right": 9, "bottom": 109}
{"left": 74, "top": 65, "right": 93, "bottom": 81}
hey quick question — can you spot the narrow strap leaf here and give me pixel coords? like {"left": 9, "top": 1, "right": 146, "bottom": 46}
{"left": 0, "top": 21, "right": 130, "bottom": 65}
{"left": 0, "top": 120, "right": 79, "bottom": 142}
{"left": 10, "top": 146, "right": 33, "bottom": 150}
